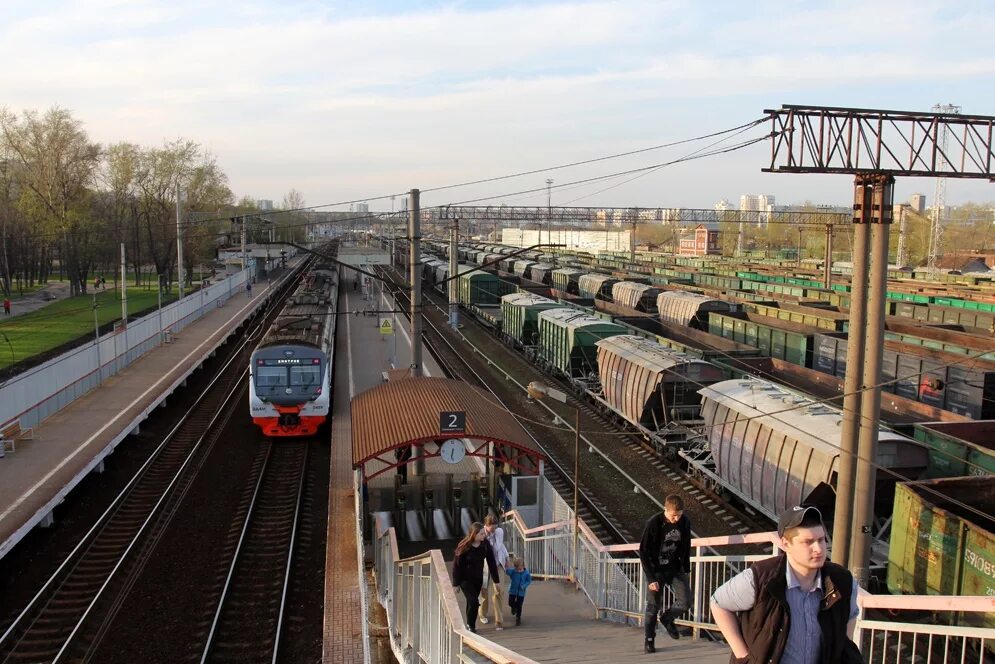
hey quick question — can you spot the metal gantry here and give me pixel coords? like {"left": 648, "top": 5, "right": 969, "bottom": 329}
{"left": 763, "top": 104, "right": 995, "bottom": 586}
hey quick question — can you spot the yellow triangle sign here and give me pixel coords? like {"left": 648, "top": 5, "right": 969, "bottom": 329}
{"left": 379, "top": 318, "right": 394, "bottom": 335}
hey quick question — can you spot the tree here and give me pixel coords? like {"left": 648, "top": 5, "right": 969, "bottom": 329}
{"left": 0, "top": 107, "right": 101, "bottom": 295}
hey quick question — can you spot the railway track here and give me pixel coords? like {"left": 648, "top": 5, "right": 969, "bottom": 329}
{"left": 0, "top": 345, "right": 251, "bottom": 664}
{"left": 382, "top": 264, "right": 770, "bottom": 543}
{"left": 200, "top": 441, "right": 309, "bottom": 664}
{"left": 0, "top": 270, "right": 308, "bottom": 664}
{"left": 379, "top": 268, "right": 629, "bottom": 544}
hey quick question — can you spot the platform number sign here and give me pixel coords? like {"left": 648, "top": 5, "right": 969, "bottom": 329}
{"left": 440, "top": 411, "right": 466, "bottom": 434}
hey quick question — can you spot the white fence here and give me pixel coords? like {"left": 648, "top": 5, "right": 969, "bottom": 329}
{"left": 504, "top": 475, "right": 995, "bottom": 662}
{"left": 0, "top": 272, "right": 253, "bottom": 431}
{"left": 365, "top": 473, "right": 541, "bottom": 664}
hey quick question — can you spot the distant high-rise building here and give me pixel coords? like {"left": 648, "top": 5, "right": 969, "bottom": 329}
{"left": 910, "top": 193, "right": 926, "bottom": 214}
{"left": 714, "top": 199, "right": 733, "bottom": 212}
{"left": 257, "top": 199, "right": 274, "bottom": 211}
{"left": 355, "top": 202, "right": 369, "bottom": 213}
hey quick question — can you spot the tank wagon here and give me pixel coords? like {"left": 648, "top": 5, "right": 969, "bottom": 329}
{"left": 656, "top": 291, "right": 738, "bottom": 330}
{"left": 595, "top": 335, "right": 726, "bottom": 427}
{"left": 537, "top": 309, "right": 626, "bottom": 378}
{"left": 249, "top": 255, "right": 339, "bottom": 437}
{"left": 689, "top": 378, "right": 928, "bottom": 523}
{"left": 611, "top": 281, "right": 662, "bottom": 313}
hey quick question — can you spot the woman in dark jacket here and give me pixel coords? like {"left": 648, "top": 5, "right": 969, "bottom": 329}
{"left": 452, "top": 521, "right": 501, "bottom": 633}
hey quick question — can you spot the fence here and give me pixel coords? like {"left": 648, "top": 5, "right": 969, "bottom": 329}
{"left": 366, "top": 473, "right": 541, "bottom": 664}
{"left": 502, "top": 475, "right": 995, "bottom": 660}
{"left": 0, "top": 271, "right": 254, "bottom": 431}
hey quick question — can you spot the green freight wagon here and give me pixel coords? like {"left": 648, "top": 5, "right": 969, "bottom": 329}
{"left": 912, "top": 421, "right": 995, "bottom": 478}
{"left": 887, "top": 477, "right": 995, "bottom": 631}
{"left": 708, "top": 311, "right": 814, "bottom": 367}
{"left": 744, "top": 302, "right": 849, "bottom": 332}
{"left": 500, "top": 293, "right": 563, "bottom": 347}
{"left": 537, "top": 308, "right": 626, "bottom": 377}
{"left": 457, "top": 265, "right": 503, "bottom": 306}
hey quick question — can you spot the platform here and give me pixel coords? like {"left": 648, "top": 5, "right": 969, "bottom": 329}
{"left": 480, "top": 579, "right": 729, "bottom": 663}
{"left": 323, "top": 279, "right": 445, "bottom": 662}
{"left": 0, "top": 278, "right": 276, "bottom": 560}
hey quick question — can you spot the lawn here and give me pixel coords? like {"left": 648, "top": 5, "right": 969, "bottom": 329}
{"left": 0, "top": 287, "right": 181, "bottom": 370}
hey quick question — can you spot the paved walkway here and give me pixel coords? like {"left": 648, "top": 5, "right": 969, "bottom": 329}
{"left": 3, "top": 282, "right": 71, "bottom": 318}
{"left": 479, "top": 580, "right": 730, "bottom": 663}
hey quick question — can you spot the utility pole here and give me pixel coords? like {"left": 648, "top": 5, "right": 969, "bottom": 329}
{"left": 896, "top": 205, "right": 908, "bottom": 267}
{"left": 176, "top": 183, "right": 184, "bottom": 298}
{"left": 92, "top": 294, "right": 102, "bottom": 385}
{"left": 630, "top": 217, "right": 637, "bottom": 262}
{"left": 408, "top": 189, "right": 422, "bottom": 377}
{"left": 546, "top": 178, "right": 553, "bottom": 248}
{"left": 449, "top": 217, "right": 459, "bottom": 329}
{"left": 736, "top": 218, "right": 745, "bottom": 258}
{"left": 120, "top": 243, "right": 127, "bottom": 327}
{"left": 927, "top": 103, "right": 961, "bottom": 275}
{"left": 796, "top": 227, "right": 803, "bottom": 266}
{"left": 823, "top": 224, "right": 833, "bottom": 290}
{"left": 241, "top": 216, "right": 248, "bottom": 285}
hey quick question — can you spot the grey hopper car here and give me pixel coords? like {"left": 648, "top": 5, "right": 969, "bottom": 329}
{"left": 596, "top": 335, "right": 726, "bottom": 426}
{"left": 656, "top": 291, "right": 737, "bottom": 329}
{"left": 696, "top": 378, "right": 928, "bottom": 522}
{"left": 611, "top": 281, "right": 662, "bottom": 312}
{"left": 578, "top": 273, "right": 618, "bottom": 300}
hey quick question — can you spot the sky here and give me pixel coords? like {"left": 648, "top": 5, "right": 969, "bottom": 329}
{"left": 3, "top": 0, "right": 995, "bottom": 214}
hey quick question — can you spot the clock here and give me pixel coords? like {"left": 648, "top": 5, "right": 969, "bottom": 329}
{"left": 439, "top": 439, "right": 466, "bottom": 464}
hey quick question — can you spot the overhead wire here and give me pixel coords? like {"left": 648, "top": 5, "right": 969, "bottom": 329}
{"left": 403, "top": 240, "right": 995, "bottom": 524}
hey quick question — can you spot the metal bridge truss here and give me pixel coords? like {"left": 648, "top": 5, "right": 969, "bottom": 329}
{"left": 763, "top": 104, "right": 995, "bottom": 179}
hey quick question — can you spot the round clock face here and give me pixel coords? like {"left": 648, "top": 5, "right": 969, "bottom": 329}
{"left": 439, "top": 439, "right": 466, "bottom": 464}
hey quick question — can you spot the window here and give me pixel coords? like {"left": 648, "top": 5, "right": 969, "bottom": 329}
{"left": 257, "top": 366, "right": 287, "bottom": 388}
{"left": 290, "top": 365, "right": 322, "bottom": 387}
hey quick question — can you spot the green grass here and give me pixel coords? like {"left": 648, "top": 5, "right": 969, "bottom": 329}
{"left": 0, "top": 287, "right": 182, "bottom": 370}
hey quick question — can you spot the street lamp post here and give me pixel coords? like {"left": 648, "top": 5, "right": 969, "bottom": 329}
{"left": 527, "top": 381, "right": 580, "bottom": 584}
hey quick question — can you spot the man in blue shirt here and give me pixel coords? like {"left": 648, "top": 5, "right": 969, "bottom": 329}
{"left": 709, "top": 505, "right": 862, "bottom": 664}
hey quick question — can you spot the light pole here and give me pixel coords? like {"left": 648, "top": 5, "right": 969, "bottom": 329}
{"left": 92, "top": 293, "right": 102, "bottom": 385}
{"left": 527, "top": 381, "right": 580, "bottom": 583}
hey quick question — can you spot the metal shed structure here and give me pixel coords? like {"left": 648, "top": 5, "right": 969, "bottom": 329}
{"left": 351, "top": 376, "right": 543, "bottom": 481}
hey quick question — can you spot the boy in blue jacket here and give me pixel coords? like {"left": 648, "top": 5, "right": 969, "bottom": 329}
{"left": 504, "top": 554, "right": 532, "bottom": 626}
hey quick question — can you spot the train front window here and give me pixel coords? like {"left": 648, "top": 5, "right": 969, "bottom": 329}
{"left": 290, "top": 364, "right": 321, "bottom": 387}
{"left": 257, "top": 366, "right": 288, "bottom": 391}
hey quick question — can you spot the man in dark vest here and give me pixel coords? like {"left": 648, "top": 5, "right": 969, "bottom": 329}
{"left": 710, "top": 505, "right": 862, "bottom": 664}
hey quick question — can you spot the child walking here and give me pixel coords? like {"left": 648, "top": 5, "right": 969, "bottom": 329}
{"left": 504, "top": 554, "right": 532, "bottom": 626}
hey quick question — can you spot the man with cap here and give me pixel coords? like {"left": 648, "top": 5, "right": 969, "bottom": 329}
{"left": 709, "top": 505, "right": 862, "bottom": 664}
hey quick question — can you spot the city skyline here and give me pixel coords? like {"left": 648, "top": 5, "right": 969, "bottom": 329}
{"left": 3, "top": 0, "right": 995, "bottom": 212}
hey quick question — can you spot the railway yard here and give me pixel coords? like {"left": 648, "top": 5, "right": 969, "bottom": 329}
{"left": 0, "top": 232, "right": 992, "bottom": 664}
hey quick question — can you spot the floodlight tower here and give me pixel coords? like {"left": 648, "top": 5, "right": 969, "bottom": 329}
{"left": 927, "top": 103, "right": 962, "bottom": 274}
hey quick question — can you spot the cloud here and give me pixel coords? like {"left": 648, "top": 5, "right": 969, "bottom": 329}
{"left": 1, "top": 0, "right": 994, "bottom": 207}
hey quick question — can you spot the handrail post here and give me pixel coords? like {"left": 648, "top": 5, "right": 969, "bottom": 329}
{"left": 691, "top": 545, "right": 703, "bottom": 640}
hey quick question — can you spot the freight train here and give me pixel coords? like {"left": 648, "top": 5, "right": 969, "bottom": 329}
{"left": 397, "top": 239, "right": 995, "bottom": 541}
{"left": 248, "top": 244, "right": 339, "bottom": 437}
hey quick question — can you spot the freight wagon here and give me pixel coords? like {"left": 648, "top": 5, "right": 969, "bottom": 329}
{"left": 689, "top": 378, "right": 928, "bottom": 523}
{"left": 611, "top": 281, "right": 661, "bottom": 313}
{"left": 887, "top": 476, "right": 995, "bottom": 631}
{"left": 578, "top": 273, "right": 618, "bottom": 300}
{"left": 708, "top": 311, "right": 816, "bottom": 367}
{"left": 595, "top": 335, "right": 726, "bottom": 427}
{"left": 813, "top": 333, "right": 995, "bottom": 419}
{"left": 912, "top": 421, "right": 995, "bottom": 478}
{"left": 656, "top": 291, "right": 737, "bottom": 330}
{"left": 551, "top": 268, "right": 585, "bottom": 295}
{"left": 500, "top": 293, "right": 562, "bottom": 347}
{"left": 537, "top": 309, "right": 626, "bottom": 378}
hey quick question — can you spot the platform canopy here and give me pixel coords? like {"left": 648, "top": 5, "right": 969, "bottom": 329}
{"left": 351, "top": 376, "right": 544, "bottom": 480}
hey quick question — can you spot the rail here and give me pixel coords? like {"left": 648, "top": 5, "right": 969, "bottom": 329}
{"left": 365, "top": 472, "right": 541, "bottom": 664}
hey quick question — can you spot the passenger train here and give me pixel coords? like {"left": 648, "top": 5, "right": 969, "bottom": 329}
{"left": 249, "top": 243, "right": 339, "bottom": 437}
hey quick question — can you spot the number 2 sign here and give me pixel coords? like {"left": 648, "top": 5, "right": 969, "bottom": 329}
{"left": 440, "top": 411, "right": 466, "bottom": 434}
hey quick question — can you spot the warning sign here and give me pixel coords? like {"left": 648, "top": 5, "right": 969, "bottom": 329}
{"left": 379, "top": 318, "right": 394, "bottom": 335}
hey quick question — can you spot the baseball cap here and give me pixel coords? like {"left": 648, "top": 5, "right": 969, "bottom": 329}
{"left": 777, "top": 505, "right": 824, "bottom": 537}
